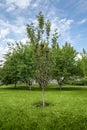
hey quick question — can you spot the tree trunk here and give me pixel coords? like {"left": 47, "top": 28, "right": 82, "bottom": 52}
{"left": 39, "top": 82, "right": 42, "bottom": 88}
{"left": 29, "top": 85, "right": 32, "bottom": 90}
{"left": 28, "top": 80, "right": 32, "bottom": 90}
{"left": 42, "top": 86, "right": 45, "bottom": 107}
{"left": 27, "top": 84, "right": 31, "bottom": 90}
{"left": 58, "top": 80, "right": 62, "bottom": 91}
{"left": 14, "top": 82, "right": 16, "bottom": 88}
{"left": 25, "top": 82, "right": 27, "bottom": 88}
{"left": 59, "top": 85, "right": 62, "bottom": 90}
{"left": 25, "top": 80, "right": 32, "bottom": 90}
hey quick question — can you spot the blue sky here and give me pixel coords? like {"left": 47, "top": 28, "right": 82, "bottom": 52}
{"left": 0, "top": 0, "right": 87, "bottom": 60}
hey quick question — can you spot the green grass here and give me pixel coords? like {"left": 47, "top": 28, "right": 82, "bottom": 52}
{"left": 0, "top": 85, "right": 87, "bottom": 130}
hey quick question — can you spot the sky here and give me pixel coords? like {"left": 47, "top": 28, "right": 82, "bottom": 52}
{"left": 0, "top": 0, "right": 87, "bottom": 61}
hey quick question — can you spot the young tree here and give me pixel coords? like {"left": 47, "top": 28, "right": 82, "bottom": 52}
{"left": 27, "top": 12, "right": 59, "bottom": 106}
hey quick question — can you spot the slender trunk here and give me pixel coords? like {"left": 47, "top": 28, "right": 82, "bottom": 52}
{"left": 27, "top": 83, "right": 32, "bottom": 90}
{"left": 57, "top": 80, "right": 62, "bottom": 91}
{"left": 29, "top": 85, "right": 32, "bottom": 90}
{"left": 42, "top": 86, "right": 45, "bottom": 107}
{"left": 39, "top": 82, "right": 42, "bottom": 88}
{"left": 28, "top": 80, "right": 32, "bottom": 90}
{"left": 14, "top": 82, "right": 16, "bottom": 88}
{"left": 25, "top": 81, "right": 28, "bottom": 88}
{"left": 25, "top": 80, "right": 32, "bottom": 90}
{"left": 59, "top": 85, "right": 62, "bottom": 90}
{"left": 25, "top": 82, "right": 27, "bottom": 87}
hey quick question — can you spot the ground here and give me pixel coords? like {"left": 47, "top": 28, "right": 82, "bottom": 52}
{"left": 0, "top": 84, "right": 87, "bottom": 130}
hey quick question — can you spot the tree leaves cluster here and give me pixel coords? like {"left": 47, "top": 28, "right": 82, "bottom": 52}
{"left": 1, "top": 42, "right": 35, "bottom": 89}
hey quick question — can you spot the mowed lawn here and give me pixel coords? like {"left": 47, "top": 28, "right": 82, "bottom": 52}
{"left": 0, "top": 85, "right": 87, "bottom": 130}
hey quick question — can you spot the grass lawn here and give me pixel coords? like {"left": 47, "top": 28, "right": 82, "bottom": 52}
{"left": 0, "top": 85, "right": 87, "bottom": 130}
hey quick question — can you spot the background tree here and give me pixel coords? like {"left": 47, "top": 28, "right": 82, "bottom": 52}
{"left": 53, "top": 42, "right": 77, "bottom": 90}
{"left": 0, "top": 67, "right": 3, "bottom": 85}
{"left": 81, "top": 49, "right": 87, "bottom": 78}
{"left": 75, "top": 49, "right": 87, "bottom": 85}
{"left": 17, "top": 43, "right": 35, "bottom": 90}
{"left": 2, "top": 49, "right": 20, "bottom": 87}
{"left": 2, "top": 42, "right": 35, "bottom": 89}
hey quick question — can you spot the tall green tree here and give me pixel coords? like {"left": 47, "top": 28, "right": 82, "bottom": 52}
{"left": 2, "top": 49, "right": 20, "bottom": 87}
{"left": 0, "top": 67, "right": 3, "bottom": 85}
{"left": 53, "top": 42, "right": 77, "bottom": 90}
{"left": 2, "top": 42, "right": 35, "bottom": 89}
{"left": 76, "top": 49, "right": 87, "bottom": 85}
{"left": 17, "top": 43, "right": 35, "bottom": 90}
{"left": 27, "top": 12, "right": 59, "bottom": 106}
{"left": 81, "top": 49, "right": 87, "bottom": 78}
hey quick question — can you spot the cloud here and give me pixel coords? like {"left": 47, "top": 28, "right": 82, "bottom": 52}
{"left": 0, "top": 18, "right": 26, "bottom": 38}
{"left": 78, "top": 19, "right": 87, "bottom": 25}
{"left": 3, "top": 38, "right": 15, "bottom": 43}
{"left": 31, "top": 0, "right": 40, "bottom": 7}
{"left": 0, "top": 29, "right": 10, "bottom": 38}
{"left": 0, "top": 37, "right": 29, "bottom": 62}
{"left": 18, "top": 38, "right": 29, "bottom": 43}
{"left": 0, "top": 17, "right": 28, "bottom": 61}
{"left": 6, "top": 4, "right": 16, "bottom": 12}
{"left": 0, "top": 3, "right": 4, "bottom": 7}
{"left": 58, "top": 18, "right": 74, "bottom": 33}
{"left": 75, "top": 53, "right": 82, "bottom": 60}
{"left": 6, "top": 0, "right": 31, "bottom": 10}
{"left": 0, "top": 44, "right": 9, "bottom": 62}
{"left": 51, "top": 18, "right": 74, "bottom": 32}
{"left": 46, "top": 8, "right": 74, "bottom": 33}
{"left": 75, "top": 0, "right": 87, "bottom": 14}
{"left": 51, "top": 17, "right": 74, "bottom": 43}
{"left": 62, "top": 32, "right": 74, "bottom": 44}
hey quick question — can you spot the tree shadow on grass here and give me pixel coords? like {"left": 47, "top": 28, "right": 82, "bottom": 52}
{"left": 45, "top": 86, "right": 87, "bottom": 92}
{"left": 58, "top": 86, "right": 87, "bottom": 91}
{"left": 0, "top": 85, "right": 87, "bottom": 91}
{"left": 0, "top": 85, "right": 28, "bottom": 91}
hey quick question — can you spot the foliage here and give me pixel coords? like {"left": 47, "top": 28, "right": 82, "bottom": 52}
{"left": 2, "top": 51, "right": 20, "bottom": 86}
{"left": 27, "top": 11, "right": 59, "bottom": 106}
{"left": 52, "top": 42, "right": 77, "bottom": 89}
{"left": 2, "top": 42, "right": 35, "bottom": 89}
{"left": 15, "top": 43, "right": 35, "bottom": 90}
{"left": 80, "top": 49, "right": 87, "bottom": 78}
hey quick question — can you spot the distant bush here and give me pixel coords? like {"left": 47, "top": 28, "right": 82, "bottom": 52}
{"left": 66, "top": 78, "right": 87, "bottom": 86}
